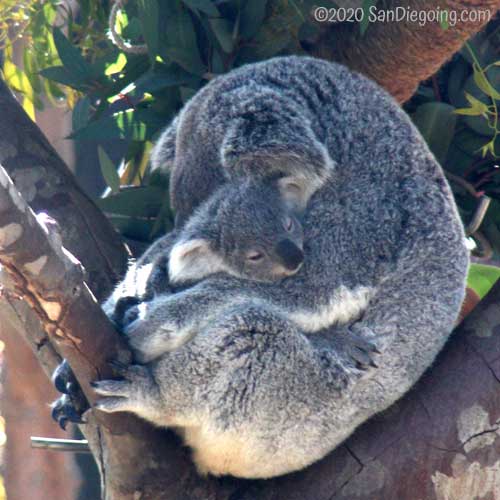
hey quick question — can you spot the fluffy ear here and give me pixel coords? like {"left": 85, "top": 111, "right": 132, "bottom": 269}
{"left": 277, "top": 176, "right": 316, "bottom": 212}
{"left": 169, "top": 238, "right": 224, "bottom": 284}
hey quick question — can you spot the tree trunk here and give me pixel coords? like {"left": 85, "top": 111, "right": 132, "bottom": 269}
{"left": 0, "top": 2, "right": 499, "bottom": 499}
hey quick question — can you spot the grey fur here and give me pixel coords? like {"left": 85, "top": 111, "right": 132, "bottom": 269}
{"left": 168, "top": 179, "right": 305, "bottom": 285}
{"left": 94, "top": 56, "right": 469, "bottom": 479}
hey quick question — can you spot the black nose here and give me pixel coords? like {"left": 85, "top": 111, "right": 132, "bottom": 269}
{"left": 275, "top": 239, "right": 304, "bottom": 271}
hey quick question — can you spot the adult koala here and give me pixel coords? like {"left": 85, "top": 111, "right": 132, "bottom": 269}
{"left": 54, "top": 56, "right": 469, "bottom": 479}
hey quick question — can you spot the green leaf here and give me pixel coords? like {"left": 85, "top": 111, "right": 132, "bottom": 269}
{"left": 455, "top": 107, "right": 484, "bottom": 116}
{"left": 360, "top": 0, "right": 377, "bottom": 35}
{"left": 164, "top": 46, "right": 205, "bottom": 76}
{"left": 160, "top": 2, "right": 205, "bottom": 75}
{"left": 71, "top": 108, "right": 164, "bottom": 141}
{"left": 106, "top": 214, "right": 156, "bottom": 242}
{"left": 52, "top": 27, "right": 94, "bottom": 81}
{"left": 209, "top": 18, "right": 235, "bottom": 53}
{"left": 97, "top": 186, "right": 166, "bottom": 217}
{"left": 439, "top": 10, "right": 449, "bottom": 30}
{"left": 467, "top": 263, "right": 500, "bottom": 300}
{"left": 98, "top": 146, "right": 121, "bottom": 194}
{"left": 412, "top": 102, "right": 457, "bottom": 164}
{"left": 134, "top": 63, "right": 199, "bottom": 94}
{"left": 464, "top": 92, "right": 490, "bottom": 114}
{"left": 473, "top": 66, "right": 500, "bottom": 101}
{"left": 72, "top": 97, "right": 91, "bottom": 132}
{"left": 137, "top": 0, "right": 159, "bottom": 59}
{"left": 39, "top": 66, "right": 88, "bottom": 89}
{"left": 182, "top": 0, "right": 219, "bottom": 16}
{"left": 240, "top": 0, "right": 268, "bottom": 39}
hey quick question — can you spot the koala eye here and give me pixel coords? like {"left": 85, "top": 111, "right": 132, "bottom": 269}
{"left": 284, "top": 217, "right": 294, "bottom": 232}
{"left": 246, "top": 250, "right": 264, "bottom": 262}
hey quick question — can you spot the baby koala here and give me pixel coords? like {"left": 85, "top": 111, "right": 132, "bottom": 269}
{"left": 168, "top": 179, "right": 305, "bottom": 285}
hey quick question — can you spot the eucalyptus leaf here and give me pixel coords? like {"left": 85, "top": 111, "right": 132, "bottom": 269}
{"left": 72, "top": 96, "right": 91, "bottom": 132}
{"left": 467, "top": 263, "right": 500, "bottom": 300}
{"left": 239, "top": 0, "right": 268, "bottom": 39}
{"left": 39, "top": 66, "right": 88, "bottom": 90}
{"left": 98, "top": 146, "right": 120, "bottom": 194}
{"left": 360, "top": 0, "right": 377, "bottom": 35}
{"left": 71, "top": 108, "right": 165, "bottom": 141}
{"left": 106, "top": 214, "right": 157, "bottom": 242}
{"left": 473, "top": 67, "right": 500, "bottom": 100}
{"left": 52, "top": 27, "right": 95, "bottom": 81}
{"left": 412, "top": 102, "right": 457, "bottom": 164}
{"left": 209, "top": 18, "right": 235, "bottom": 53}
{"left": 138, "top": 0, "right": 160, "bottom": 59}
{"left": 97, "top": 186, "right": 166, "bottom": 217}
{"left": 134, "top": 63, "right": 200, "bottom": 94}
{"left": 160, "top": 2, "right": 205, "bottom": 75}
{"left": 182, "top": 0, "right": 219, "bottom": 16}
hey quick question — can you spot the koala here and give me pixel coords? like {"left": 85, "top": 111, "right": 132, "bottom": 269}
{"left": 169, "top": 179, "right": 304, "bottom": 285}
{"left": 150, "top": 60, "right": 335, "bottom": 226}
{"left": 55, "top": 56, "right": 469, "bottom": 480}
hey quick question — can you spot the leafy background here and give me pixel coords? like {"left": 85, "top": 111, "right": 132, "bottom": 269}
{"left": 1, "top": 0, "right": 500, "bottom": 289}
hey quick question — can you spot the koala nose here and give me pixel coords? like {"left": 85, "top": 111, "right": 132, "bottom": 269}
{"left": 275, "top": 239, "right": 304, "bottom": 271}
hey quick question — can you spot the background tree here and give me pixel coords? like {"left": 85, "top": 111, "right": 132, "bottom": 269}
{"left": 1, "top": 1, "right": 500, "bottom": 499}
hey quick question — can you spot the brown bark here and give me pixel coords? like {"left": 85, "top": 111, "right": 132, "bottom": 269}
{"left": 1, "top": 322, "right": 81, "bottom": 500}
{"left": 310, "top": 0, "right": 500, "bottom": 103}
{"left": 0, "top": 77, "right": 129, "bottom": 499}
{"left": 0, "top": 3, "right": 499, "bottom": 499}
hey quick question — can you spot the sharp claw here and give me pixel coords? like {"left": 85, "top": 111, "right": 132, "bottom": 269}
{"left": 59, "top": 417, "right": 68, "bottom": 431}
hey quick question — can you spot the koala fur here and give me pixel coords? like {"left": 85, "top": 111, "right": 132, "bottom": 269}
{"left": 88, "top": 56, "right": 468, "bottom": 479}
{"left": 169, "top": 179, "right": 304, "bottom": 285}
{"left": 150, "top": 61, "right": 335, "bottom": 226}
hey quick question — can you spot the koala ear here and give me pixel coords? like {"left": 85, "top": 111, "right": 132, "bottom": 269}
{"left": 169, "top": 238, "right": 223, "bottom": 284}
{"left": 277, "top": 176, "right": 314, "bottom": 212}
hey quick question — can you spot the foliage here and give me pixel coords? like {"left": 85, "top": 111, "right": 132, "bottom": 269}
{"left": 2, "top": 1, "right": 500, "bottom": 260}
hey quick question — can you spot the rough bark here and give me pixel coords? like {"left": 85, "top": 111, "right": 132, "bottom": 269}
{"left": 310, "top": 0, "right": 500, "bottom": 102}
{"left": 0, "top": 3, "right": 499, "bottom": 499}
{"left": 0, "top": 77, "right": 128, "bottom": 498}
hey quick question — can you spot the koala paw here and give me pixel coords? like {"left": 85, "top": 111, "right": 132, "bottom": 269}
{"left": 92, "top": 361, "right": 154, "bottom": 414}
{"left": 123, "top": 308, "right": 193, "bottom": 363}
{"left": 333, "top": 325, "right": 380, "bottom": 371}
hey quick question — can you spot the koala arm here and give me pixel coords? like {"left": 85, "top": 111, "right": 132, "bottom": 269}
{"left": 122, "top": 278, "right": 248, "bottom": 362}
{"left": 218, "top": 89, "right": 334, "bottom": 210}
{"left": 102, "top": 230, "right": 179, "bottom": 327}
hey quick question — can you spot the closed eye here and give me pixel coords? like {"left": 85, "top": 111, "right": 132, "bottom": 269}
{"left": 246, "top": 251, "right": 264, "bottom": 262}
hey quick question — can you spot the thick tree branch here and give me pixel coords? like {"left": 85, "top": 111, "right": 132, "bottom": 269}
{"left": 0, "top": 78, "right": 128, "bottom": 298}
{"left": 310, "top": 0, "right": 500, "bottom": 102}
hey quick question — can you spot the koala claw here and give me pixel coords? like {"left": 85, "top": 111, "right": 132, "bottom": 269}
{"left": 330, "top": 325, "right": 380, "bottom": 371}
{"left": 92, "top": 364, "right": 152, "bottom": 414}
{"left": 51, "top": 394, "right": 87, "bottom": 430}
{"left": 349, "top": 335, "right": 379, "bottom": 370}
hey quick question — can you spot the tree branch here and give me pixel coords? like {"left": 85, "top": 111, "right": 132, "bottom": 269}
{"left": 310, "top": 0, "right": 500, "bottom": 102}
